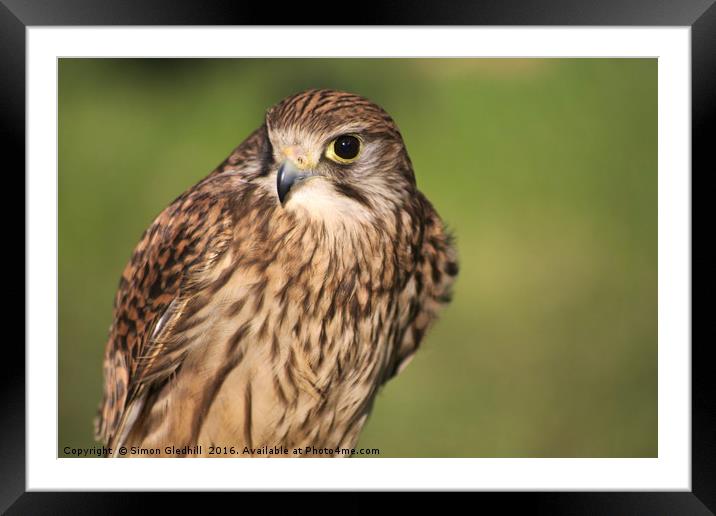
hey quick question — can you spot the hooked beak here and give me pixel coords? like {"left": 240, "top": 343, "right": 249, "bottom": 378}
{"left": 277, "top": 160, "right": 310, "bottom": 205}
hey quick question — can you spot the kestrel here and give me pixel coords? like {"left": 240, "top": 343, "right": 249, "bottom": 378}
{"left": 95, "top": 89, "right": 458, "bottom": 457}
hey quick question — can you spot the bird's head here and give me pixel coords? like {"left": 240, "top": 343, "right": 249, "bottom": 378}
{"left": 264, "top": 89, "right": 417, "bottom": 223}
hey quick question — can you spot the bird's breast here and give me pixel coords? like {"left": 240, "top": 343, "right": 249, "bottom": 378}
{"left": 135, "top": 228, "right": 404, "bottom": 455}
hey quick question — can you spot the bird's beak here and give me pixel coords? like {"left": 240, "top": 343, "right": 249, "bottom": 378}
{"left": 277, "top": 160, "right": 310, "bottom": 205}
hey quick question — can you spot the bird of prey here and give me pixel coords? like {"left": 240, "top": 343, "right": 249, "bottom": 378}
{"left": 95, "top": 89, "right": 458, "bottom": 457}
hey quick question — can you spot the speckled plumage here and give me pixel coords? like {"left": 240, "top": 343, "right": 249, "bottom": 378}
{"left": 95, "top": 89, "right": 458, "bottom": 457}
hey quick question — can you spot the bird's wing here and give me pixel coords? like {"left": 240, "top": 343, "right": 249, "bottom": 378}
{"left": 95, "top": 125, "right": 270, "bottom": 448}
{"left": 386, "top": 193, "right": 458, "bottom": 380}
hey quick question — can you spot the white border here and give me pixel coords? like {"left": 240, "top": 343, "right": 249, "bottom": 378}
{"left": 27, "top": 27, "right": 691, "bottom": 490}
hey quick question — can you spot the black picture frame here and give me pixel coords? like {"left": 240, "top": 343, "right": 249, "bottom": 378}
{"left": 4, "top": 0, "right": 712, "bottom": 512}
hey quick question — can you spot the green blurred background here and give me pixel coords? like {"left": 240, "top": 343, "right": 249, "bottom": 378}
{"left": 59, "top": 58, "right": 657, "bottom": 457}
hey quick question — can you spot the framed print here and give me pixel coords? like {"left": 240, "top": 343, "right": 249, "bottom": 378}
{"left": 5, "top": 0, "right": 713, "bottom": 512}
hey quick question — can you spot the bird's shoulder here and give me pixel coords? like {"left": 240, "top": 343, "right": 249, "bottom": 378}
{"left": 95, "top": 125, "right": 269, "bottom": 445}
{"left": 417, "top": 192, "right": 459, "bottom": 295}
{"left": 386, "top": 191, "right": 459, "bottom": 380}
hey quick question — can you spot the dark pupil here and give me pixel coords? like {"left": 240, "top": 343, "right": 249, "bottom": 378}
{"left": 334, "top": 136, "right": 360, "bottom": 160}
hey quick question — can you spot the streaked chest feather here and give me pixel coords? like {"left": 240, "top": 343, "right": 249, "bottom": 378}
{"left": 133, "top": 216, "right": 414, "bottom": 454}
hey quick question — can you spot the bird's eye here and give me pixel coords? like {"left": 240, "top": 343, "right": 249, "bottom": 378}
{"left": 326, "top": 135, "right": 362, "bottom": 164}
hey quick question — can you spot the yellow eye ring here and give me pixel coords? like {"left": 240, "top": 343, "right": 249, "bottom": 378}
{"left": 325, "top": 134, "right": 362, "bottom": 164}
